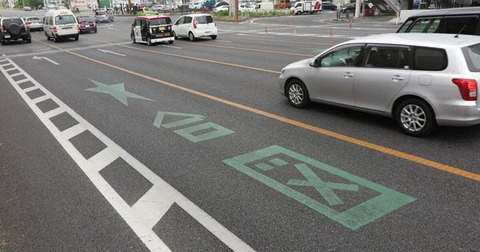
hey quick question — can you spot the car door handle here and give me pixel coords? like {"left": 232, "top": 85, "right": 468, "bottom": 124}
{"left": 391, "top": 75, "right": 404, "bottom": 81}
{"left": 343, "top": 72, "right": 354, "bottom": 78}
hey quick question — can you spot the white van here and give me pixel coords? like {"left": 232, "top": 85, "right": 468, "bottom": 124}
{"left": 255, "top": 2, "right": 274, "bottom": 11}
{"left": 43, "top": 9, "right": 80, "bottom": 42}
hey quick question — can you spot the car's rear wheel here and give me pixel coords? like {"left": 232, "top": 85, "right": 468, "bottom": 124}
{"left": 1, "top": 40, "right": 6, "bottom": 45}
{"left": 395, "top": 98, "right": 436, "bottom": 137}
{"left": 211, "top": 35, "right": 217, "bottom": 40}
{"left": 168, "top": 40, "right": 174, "bottom": 44}
{"left": 188, "top": 32, "right": 195, "bottom": 41}
{"left": 286, "top": 79, "right": 310, "bottom": 108}
{"left": 27, "top": 39, "right": 31, "bottom": 43}
{"left": 45, "top": 32, "right": 50, "bottom": 40}
{"left": 52, "top": 35, "right": 57, "bottom": 43}
{"left": 74, "top": 35, "right": 79, "bottom": 41}
{"left": 131, "top": 33, "right": 136, "bottom": 43}
{"left": 173, "top": 31, "right": 178, "bottom": 39}
{"left": 147, "top": 37, "right": 152, "bottom": 46}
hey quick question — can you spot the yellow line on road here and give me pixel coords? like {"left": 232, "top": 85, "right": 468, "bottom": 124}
{"left": 33, "top": 39, "right": 480, "bottom": 182}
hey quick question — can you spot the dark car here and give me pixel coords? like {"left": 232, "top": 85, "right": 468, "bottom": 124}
{"left": 0, "top": 17, "right": 31, "bottom": 45}
{"left": 77, "top": 15, "right": 97, "bottom": 33}
{"left": 321, "top": 1, "right": 337, "bottom": 10}
{"left": 131, "top": 16, "right": 175, "bottom": 46}
{"left": 340, "top": 3, "right": 370, "bottom": 13}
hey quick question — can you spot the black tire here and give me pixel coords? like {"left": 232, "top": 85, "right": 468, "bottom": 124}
{"left": 45, "top": 31, "right": 50, "bottom": 40}
{"left": 286, "top": 79, "right": 310, "bottom": 108}
{"left": 168, "top": 40, "right": 174, "bottom": 44}
{"left": 27, "top": 39, "right": 31, "bottom": 43}
{"left": 188, "top": 32, "right": 195, "bottom": 41}
{"left": 211, "top": 35, "right": 217, "bottom": 40}
{"left": 147, "top": 37, "right": 152, "bottom": 46}
{"left": 173, "top": 31, "right": 178, "bottom": 39}
{"left": 1, "top": 40, "right": 5, "bottom": 45}
{"left": 395, "top": 98, "right": 436, "bottom": 137}
{"left": 94, "top": 29, "right": 97, "bottom": 33}
{"left": 74, "top": 35, "right": 79, "bottom": 41}
{"left": 53, "top": 35, "right": 57, "bottom": 43}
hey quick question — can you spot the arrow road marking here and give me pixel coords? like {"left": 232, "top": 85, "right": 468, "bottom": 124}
{"left": 32, "top": 55, "right": 59, "bottom": 65}
{"left": 98, "top": 48, "right": 126, "bottom": 56}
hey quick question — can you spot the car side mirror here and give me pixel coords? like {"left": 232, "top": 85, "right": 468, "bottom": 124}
{"left": 310, "top": 58, "right": 321, "bottom": 68}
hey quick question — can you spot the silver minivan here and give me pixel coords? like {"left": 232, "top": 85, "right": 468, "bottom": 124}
{"left": 279, "top": 33, "right": 480, "bottom": 137}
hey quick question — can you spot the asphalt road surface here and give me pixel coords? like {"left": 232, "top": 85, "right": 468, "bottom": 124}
{"left": 1, "top": 9, "right": 479, "bottom": 251}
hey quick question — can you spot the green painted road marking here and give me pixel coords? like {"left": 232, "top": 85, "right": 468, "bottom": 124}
{"left": 223, "top": 145, "right": 416, "bottom": 231}
{"left": 287, "top": 163, "right": 359, "bottom": 206}
{"left": 153, "top": 112, "right": 235, "bottom": 143}
{"left": 174, "top": 122, "right": 235, "bottom": 143}
{"left": 85, "top": 79, "right": 154, "bottom": 106}
{"left": 153, "top": 112, "right": 204, "bottom": 129}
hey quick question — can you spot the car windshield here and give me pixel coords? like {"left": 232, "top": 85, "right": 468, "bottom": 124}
{"left": 26, "top": 17, "right": 40, "bottom": 22}
{"left": 149, "top": 18, "right": 172, "bottom": 25}
{"left": 55, "top": 15, "right": 77, "bottom": 25}
{"left": 96, "top": 11, "right": 106, "bottom": 16}
{"left": 196, "top": 15, "right": 214, "bottom": 24}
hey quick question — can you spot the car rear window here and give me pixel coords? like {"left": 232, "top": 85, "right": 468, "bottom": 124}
{"left": 462, "top": 43, "right": 480, "bottom": 72}
{"left": 26, "top": 17, "right": 40, "bottom": 22}
{"left": 55, "top": 15, "right": 77, "bottom": 25}
{"left": 149, "top": 18, "right": 172, "bottom": 25}
{"left": 2, "top": 18, "right": 23, "bottom": 26}
{"left": 78, "top": 17, "right": 94, "bottom": 22}
{"left": 196, "top": 15, "right": 214, "bottom": 24}
{"left": 413, "top": 47, "right": 447, "bottom": 71}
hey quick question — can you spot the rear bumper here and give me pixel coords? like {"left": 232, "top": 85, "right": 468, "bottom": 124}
{"left": 1, "top": 32, "right": 31, "bottom": 41}
{"left": 150, "top": 36, "right": 175, "bottom": 43}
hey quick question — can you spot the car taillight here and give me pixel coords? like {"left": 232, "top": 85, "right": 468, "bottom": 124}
{"left": 53, "top": 27, "right": 58, "bottom": 33}
{"left": 452, "top": 78, "right": 477, "bottom": 101}
{"left": 76, "top": 24, "right": 80, "bottom": 30}
{"left": 193, "top": 18, "right": 197, "bottom": 29}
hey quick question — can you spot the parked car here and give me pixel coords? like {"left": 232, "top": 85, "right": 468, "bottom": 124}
{"left": 397, "top": 6, "right": 480, "bottom": 35}
{"left": 24, "top": 16, "right": 43, "bottom": 31}
{"left": 23, "top": 6, "right": 32, "bottom": 11}
{"left": 279, "top": 33, "right": 480, "bottom": 137}
{"left": 0, "top": 17, "right": 32, "bottom": 45}
{"left": 95, "top": 10, "right": 114, "bottom": 23}
{"left": 173, "top": 13, "right": 217, "bottom": 41}
{"left": 340, "top": 3, "right": 369, "bottom": 13}
{"left": 77, "top": 15, "right": 97, "bottom": 33}
{"left": 130, "top": 15, "right": 174, "bottom": 46}
{"left": 189, "top": 2, "right": 202, "bottom": 10}
{"left": 321, "top": 1, "right": 337, "bottom": 11}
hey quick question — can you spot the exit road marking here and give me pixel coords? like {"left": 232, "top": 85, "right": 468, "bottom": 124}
{"left": 223, "top": 145, "right": 416, "bottom": 230}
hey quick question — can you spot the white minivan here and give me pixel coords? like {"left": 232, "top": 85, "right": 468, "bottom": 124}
{"left": 43, "top": 9, "right": 80, "bottom": 42}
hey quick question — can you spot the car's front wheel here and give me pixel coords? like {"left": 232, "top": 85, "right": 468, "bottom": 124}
{"left": 211, "top": 35, "right": 217, "bottom": 40}
{"left": 395, "top": 98, "right": 436, "bottom": 137}
{"left": 286, "top": 79, "right": 310, "bottom": 108}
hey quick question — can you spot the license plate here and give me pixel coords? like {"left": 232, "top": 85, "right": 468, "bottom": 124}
{"left": 63, "top": 27, "right": 72, "bottom": 29}
{"left": 85, "top": 25, "right": 90, "bottom": 28}
{"left": 205, "top": 31, "right": 211, "bottom": 34}
{"left": 4, "top": 34, "right": 10, "bottom": 38}
{"left": 159, "top": 27, "right": 165, "bottom": 31}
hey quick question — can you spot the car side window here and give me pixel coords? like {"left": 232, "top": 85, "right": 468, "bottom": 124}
{"left": 443, "top": 16, "right": 479, "bottom": 35}
{"left": 364, "top": 46, "right": 410, "bottom": 69}
{"left": 318, "top": 45, "right": 363, "bottom": 67}
{"left": 413, "top": 47, "right": 447, "bottom": 71}
{"left": 175, "top": 17, "right": 183, "bottom": 25}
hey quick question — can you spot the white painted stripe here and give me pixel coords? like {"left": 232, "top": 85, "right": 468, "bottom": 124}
{"left": 32, "top": 94, "right": 50, "bottom": 103}
{"left": 15, "top": 78, "right": 31, "bottom": 84}
{"left": 0, "top": 58, "right": 255, "bottom": 252}
{"left": 23, "top": 86, "right": 38, "bottom": 93}
{"left": 44, "top": 107, "right": 65, "bottom": 119}
{"left": 9, "top": 72, "right": 24, "bottom": 77}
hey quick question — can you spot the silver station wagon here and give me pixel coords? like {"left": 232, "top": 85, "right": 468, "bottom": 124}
{"left": 279, "top": 33, "right": 480, "bottom": 137}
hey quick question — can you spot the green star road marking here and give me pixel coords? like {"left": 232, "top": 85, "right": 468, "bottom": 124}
{"left": 223, "top": 145, "right": 416, "bottom": 231}
{"left": 85, "top": 79, "right": 154, "bottom": 106}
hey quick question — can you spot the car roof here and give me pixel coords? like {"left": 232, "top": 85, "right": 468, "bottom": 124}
{"left": 409, "top": 6, "right": 480, "bottom": 17}
{"left": 343, "top": 33, "right": 480, "bottom": 48}
{"left": 137, "top": 15, "right": 170, "bottom": 20}
{"left": 181, "top": 13, "right": 213, "bottom": 17}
